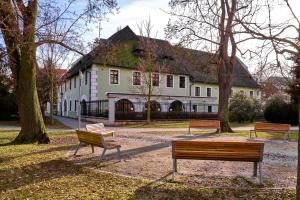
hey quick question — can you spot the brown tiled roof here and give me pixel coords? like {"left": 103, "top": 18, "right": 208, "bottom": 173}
{"left": 65, "top": 26, "right": 259, "bottom": 88}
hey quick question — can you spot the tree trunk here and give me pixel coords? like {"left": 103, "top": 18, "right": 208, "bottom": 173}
{"left": 13, "top": 45, "right": 49, "bottom": 144}
{"left": 297, "top": 96, "right": 300, "bottom": 200}
{"left": 218, "top": 73, "right": 233, "bottom": 133}
{"left": 146, "top": 72, "right": 152, "bottom": 123}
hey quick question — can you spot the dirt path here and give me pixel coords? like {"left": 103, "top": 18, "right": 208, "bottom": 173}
{"left": 70, "top": 131, "right": 297, "bottom": 189}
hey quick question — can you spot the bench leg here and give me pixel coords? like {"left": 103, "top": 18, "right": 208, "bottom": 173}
{"left": 253, "top": 162, "right": 257, "bottom": 177}
{"left": 255, "top": 130, "right": 258, "bottom": 138}
{"left": 249, "top": 130, "right": 252, "bottom": 138}
{"left": 98, "top": 148, "right": 107, "bottom": 164}
{"left": 74, "top": 143, "right": 82, "bottom": 155}
{"left": 117, "top": 147, "right": 121, "bottom": 161}
{"left": 91, "top": 145, "right": 95, "bottom": 153}
{"left": 259, "top": 162, "right": 263, "bottom": 185}
{"left": 172, "top": 159, "right": 177, "bottom": 180}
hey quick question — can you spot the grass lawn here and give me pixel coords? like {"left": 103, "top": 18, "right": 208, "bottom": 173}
{"left": 0, "top": 130, "right": 295, "bottom": 199}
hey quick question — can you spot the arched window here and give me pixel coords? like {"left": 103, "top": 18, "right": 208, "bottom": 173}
{"left": 169, "top": 100, "right": 184, "bottom": 112}
{"left": 115, "top": 99, "right": 134, "bottom": 112}
{"left": 81, "top": 99, "right": 87, "bottom": 116}
{"left": 64, "top": 100, "right": 67, "bottom": 112}
{"left": 145, "top": 100, "right": 161, "bottom": 112}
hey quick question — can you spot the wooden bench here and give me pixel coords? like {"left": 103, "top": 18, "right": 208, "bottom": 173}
{"left": 249, "top": 122, "right": 290, "bottom": 140}
{"left": 74, "top": 130, "right": 121, "bottom": 163}
{"left": 86, "top": 123, "right": 115, "bottom": 137}
{"left": 172, "top": 140, "right": 265, "bottom": 185}
{"left": 189, "top": 120, "right": 221, "bottom": 134}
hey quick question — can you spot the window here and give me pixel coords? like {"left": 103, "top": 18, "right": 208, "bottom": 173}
{"left": 74, "top": 77, "right": 76, "bottom": 88}
{"left": 69, "top": 100, "right": 72, "bottom": 111}
{"left": 166, "top": 75, "right": 173, "bottom": 88}
{"left": 110, "top": 69, "right": 119, "bottom": 84}
{"left": 179, "top": 76, "right": 186, "bottom": 88}
{"left": 152, "top": 73, "right": 159, "bottom": 87}
{"left": 85, "top": 71, "right": 88, "bottom": 85}
{"left": 208, "top": 105, "right": 212, "bottom": 113}
{"left": 69, "top": 80, "right": 71, "bottom": 90}
{"left": 192, "top": 105, "right": 197, "bottom": 112}
{"left": 240, "top": 90, "right": 244, "bottom": 95}
{"left": 250, "top": 90, "right": 254, "bottom": 98}
{"left": 207, "top": 87, "right": 212, "bottom": 97}
{"left": 195, "top": 86, "right": 200, "bottom": 96}
{"left": 74, "top": 100, "right": 77, "bottom": 111}
{"left": 132, "top": 71, "right": 141, "bottom": 85}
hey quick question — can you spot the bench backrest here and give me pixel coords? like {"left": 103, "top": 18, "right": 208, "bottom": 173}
{"left": 172, "top": 140, "right": 264, "bottom": 162}
{"left": 254, "top": 122, "right": 290, "bottom": 133}
{"left": 86, "top": 123, "right": 106, "bottom": 132}
{"left": 189, "top": 120, "right": 220, "bottom": 129}
{"left": 76, "top": 130, "right": 105, "bottom": 148}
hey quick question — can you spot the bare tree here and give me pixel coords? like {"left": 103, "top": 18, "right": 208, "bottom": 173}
{"left": 236, "top": 0, "right": 300, "bottom": 196}
{"left": 0, "top": 0, "right": 117, "bottom": 144}
{"left": 134, "top": 19, "right": 165, "bottom": 123}
{"left": 166, "top": 0, "right": 255, "bottom": 132}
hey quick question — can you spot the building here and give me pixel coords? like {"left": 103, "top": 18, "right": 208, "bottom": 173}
{"left": 260, "top": 76, "right": 291, "bottom": 103}
{"left": 56, "top": 26, "right": 260, "bottom": 124}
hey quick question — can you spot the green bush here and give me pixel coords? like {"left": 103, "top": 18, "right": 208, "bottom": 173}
{"left": 264, "top": 98, "right": 298, "bottom": 125}
{"left": 229, "top": 93, "right": 261, "bottom": 123}
{"left": 0, "top": 84, "right": 18, "bottom": 120}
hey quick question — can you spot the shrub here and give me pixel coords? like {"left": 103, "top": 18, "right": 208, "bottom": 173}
{"left": 0, "top": 84, "right": 18, "bottom": 120}
{"left": 264, "top": 98, "right": 298, "bottom": 125}
{"left": 229, "top": 93, "right": 261, "bottom": 123}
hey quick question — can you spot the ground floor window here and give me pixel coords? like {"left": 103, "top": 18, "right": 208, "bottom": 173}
{"left": 208, "top": 105, "right": 212, "bottom": 113}
{"left": 116, "top": 99, "right": 134, "bottom": 112}
{"left": 192, "top": 105, "right": 197, "bottom": 112}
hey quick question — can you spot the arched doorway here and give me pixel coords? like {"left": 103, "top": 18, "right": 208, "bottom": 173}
{"left": 145, "top": 100, "right": 161, "bottom": 112}
{"left": 81, "top": 99, "right": 87, "bottom": 116}
{"left": 169, "top": 100, "right": 184, "bottom": 112}
{"left": 63, "top": 100, "right": 67, "bottom": 116}
{"left": 115, "top": 99, "right": 134, "bottom": 112}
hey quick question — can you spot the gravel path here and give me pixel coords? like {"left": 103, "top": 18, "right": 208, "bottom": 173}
{"left": 70, "top": 131, "right": 297, "bottom": 188}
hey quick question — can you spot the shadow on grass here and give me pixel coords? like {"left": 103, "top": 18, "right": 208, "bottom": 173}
{"left": 0, "top": 158, "right": 82, "bottom": 191}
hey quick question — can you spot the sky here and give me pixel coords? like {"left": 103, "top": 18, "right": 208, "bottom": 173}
{"left": 87, "top": 0, "right": 170, "bottom": 40}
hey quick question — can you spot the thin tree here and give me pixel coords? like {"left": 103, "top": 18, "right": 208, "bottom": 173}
{"left": 237, "top": 0, "right": 300, "bottom": 196}
{"left": 166, "top": 0, "right": 256, "bottom": 132}
{"left": 0, "top": 0, "right": 117, "bottom": 144}
{"left": 135, "top": 19, "right": 165, "bottom": 123}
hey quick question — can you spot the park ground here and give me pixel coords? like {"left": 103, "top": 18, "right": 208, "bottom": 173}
{"left": 0, "top": 120, "right": 297, "bottom": 200}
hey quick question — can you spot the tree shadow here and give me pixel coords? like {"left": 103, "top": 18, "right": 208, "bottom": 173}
{"left": 175, "top": 132, "right": 218, "bottom": 140}
{"left": 0, "top": 158, "right": 82, "bottom": 191}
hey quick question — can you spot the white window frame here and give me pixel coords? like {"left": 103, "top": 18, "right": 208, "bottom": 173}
{"left": 109, "top": 68, "right": 120, "bottom": 85}
{"left": 250, "top": 90, "right": 254, "bottom": 98}
{"left": 132, "top": 71, "right": 141, "bottom": 86}
{"left": 152, "top": 72, "right": 160, "bottom": 87}
{"left": 206, "top": 87, "right": 212, "bottom": 97}
{"left": 195, "top": 86, "right": 201, "bottom": 96}
{"left": 179, "top": 76, "right": 186, "bottom": 88}
{"left": 166, "top": 74, "right": 174, "bottom": 88}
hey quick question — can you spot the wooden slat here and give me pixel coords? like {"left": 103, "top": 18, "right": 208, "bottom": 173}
{"left": 172, "top": 140, "right": 264, "bottom": 162}
{"left": 255, "top": 122, "right": 289, "bottom": 133}
{"left": 189, "top": 120, "right": 220, "bottom": 129}
{"left": 76, "top": 130, "right": 104, "bottom": 147}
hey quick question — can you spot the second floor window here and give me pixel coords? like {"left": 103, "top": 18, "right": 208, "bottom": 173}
{"left": 132, "top": 71, "right": 141, "bottom": 85}
{"left": 195, "top": 86, "right": 200, "bottom": 96}
{"left": 179, "top": 76, "right": 185, "bottom": 88}
{"left": 250, "top": 90, "right": 254, "bottom": 98}
{"left": 207, "top": 88, "right": 212, "bottom": 97}
{"left": 166, "top": 75, "right": 173, "bottom": 88}
{"left": 74, "top": 77, "right": 76, "bottom": 88}
{"left": 85, "top": 71, "right": 88, "bottom": 85}
{"left": 69, "top": 100, "right": 72, "bottom": 111}
{"left": 110, "top": 69, "right": 119, "bottom": 84}
{"left": 69, "top": 80, "right": 71, "bottom": 90}
{"left": 152, "top": 73, "right": 159, "bottom": 87}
